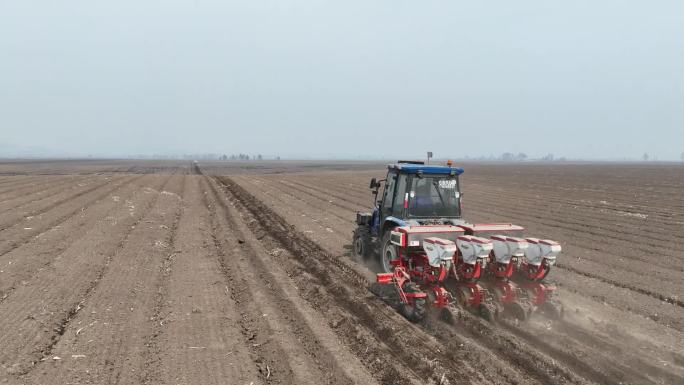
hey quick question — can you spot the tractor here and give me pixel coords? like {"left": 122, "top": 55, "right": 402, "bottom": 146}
{"left": 353, "top": 161, "right": 563, "bottom": 322}
{"left": 352, "top": 160, "right": 466, "bottom": 273}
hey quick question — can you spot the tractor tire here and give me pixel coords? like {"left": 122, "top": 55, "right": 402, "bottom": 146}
{"left": 399, "top": 282, "right": 426, "bottom": 322}
{"left": 379, "top": 231, "right": 397, "bottom": 273}
{"left": 352, "top": 226, "right": 371, "bottom": 260}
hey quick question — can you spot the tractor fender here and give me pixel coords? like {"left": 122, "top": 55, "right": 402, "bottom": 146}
{"left": 381, "top": 217, "right": 407, "bottom": 237}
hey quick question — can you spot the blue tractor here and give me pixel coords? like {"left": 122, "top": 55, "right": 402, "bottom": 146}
{"left": 354, "top": 161, "right": 564, "bottom": 322}
{"left": 353, "top": 161, "right": 466, "bottom": 273}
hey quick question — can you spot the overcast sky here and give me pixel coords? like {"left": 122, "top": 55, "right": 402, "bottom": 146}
{"left": 1, "top": 1, "right": 682, "bottom": 160}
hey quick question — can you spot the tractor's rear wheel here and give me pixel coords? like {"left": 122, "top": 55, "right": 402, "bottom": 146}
{"left": 352, "top": 226, "right": 371, "bottom": 260}
{"left": 380, "top": 231, "right": 397, "bottom": 273}
{"left": 399, "top": 282, "right": 426, "bottom": 322}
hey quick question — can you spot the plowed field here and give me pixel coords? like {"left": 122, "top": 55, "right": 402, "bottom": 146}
{"left": 0, "top": 160, "right": 682, "bottom": 385}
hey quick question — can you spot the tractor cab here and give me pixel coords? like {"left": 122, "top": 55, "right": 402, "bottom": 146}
{"left": 369, "top": 161, "right": 464, "bottom": 233}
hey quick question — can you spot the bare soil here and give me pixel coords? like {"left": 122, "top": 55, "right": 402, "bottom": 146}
{"left": 0, "top": 160, "right": 681, "bottom": 385}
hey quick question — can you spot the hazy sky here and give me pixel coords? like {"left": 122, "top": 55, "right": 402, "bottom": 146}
{"left": 1, "top": 1, "right": 682, "bottom": 159}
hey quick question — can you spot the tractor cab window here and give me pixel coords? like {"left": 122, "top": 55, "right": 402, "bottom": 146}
{"left": 381, "top": 173, "right": 397, "bottom": 214}
{"left": 391, "top": 173, "right": 408, "bottom": 216}
{"left": 408, "top": 175, "right": 461, "bottom": 218}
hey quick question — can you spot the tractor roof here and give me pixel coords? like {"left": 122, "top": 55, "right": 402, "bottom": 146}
{"left": 388, "top": 163, "right": 464, "bottom": 175}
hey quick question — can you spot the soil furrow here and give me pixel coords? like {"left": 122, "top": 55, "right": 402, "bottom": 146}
{"left": 0, "top": 175, "right": 144, "bottom": 258}
{"left": 285, "top": 179, "right": 370, "bottom": 208}
{"left": 259, "top": 178, "right": 356, "bottom": 224}
{"left": 276, "top": 179, "right": 365, "bottom": 212}
{"left": 18, "top": 175, "right": 180, "bottom": 383}
{"left": 556, "top": 262, "right": 683, "bottom": 308}
{"left": 140, "top": 174, "right": 263, "bottom": 385}
{"left": 463, "top": 193, "right": 684, "bottom": 260}
{"left": 0, "top": 175, "right": 154, "bottom": 305}
{"left": 0, "top": 175, "right": 127, "bottom": 232}
{"left": 0, "top": 175, "right": 91, "bottom": 204}
{"left": 137, "top": 180, "right": 186, "bottom": 385}
{"left": 0, "top": 176, "right": 53, "bottom": 194}
{"left": 0, "top": 174, "right": 175, "bottom": 379}
{"left": 465, "top": 202, "right": 684, "bottom": 298}
{"left": 204, "top": 175, "right": 373, "bottom": 385}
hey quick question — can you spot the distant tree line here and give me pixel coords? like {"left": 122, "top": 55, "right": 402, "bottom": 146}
{"left": 219, "top": 154, "right": 264, "bottom": 161}
{"left": 457, "top": 153, "right": 568, "bottom": 162}
{"left": 501, "top": 152, "right": 528, "bottom": 162}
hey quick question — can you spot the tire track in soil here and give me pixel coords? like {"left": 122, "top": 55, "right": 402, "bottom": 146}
{"left": 215, "top": 176, "right": 595, "bottom": 385}
{"left": 0, "top": 174, "right": 176, "bottom": 377}
{"left": 203, "top": 175, "right": 372, "bottom": 385}
{"left": 0, "top": 174, "right": 154, "bottom": 306}
{"left": 0, "top": 174, "right": 146, "bottom": 259}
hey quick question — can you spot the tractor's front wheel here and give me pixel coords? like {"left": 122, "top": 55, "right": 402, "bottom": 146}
{"left": 380, "top": 231, "right": 397, "bottom": 273}
{"left": 352, "top": 226, "right": 371, "bottom": 260}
